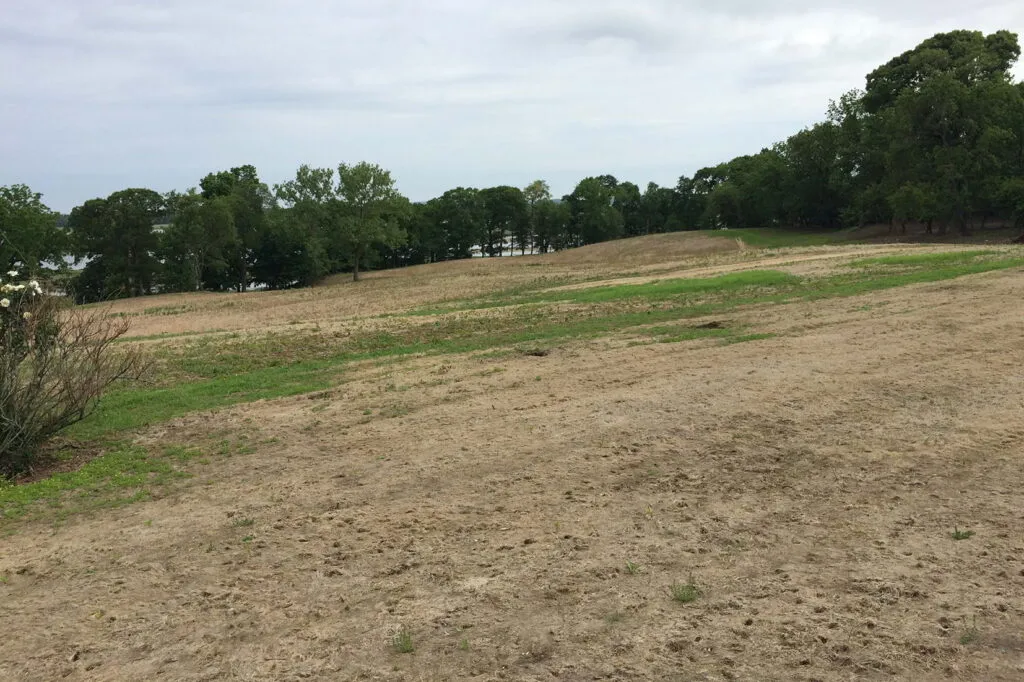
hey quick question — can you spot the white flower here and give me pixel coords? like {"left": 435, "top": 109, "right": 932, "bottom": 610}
{"left": 0, "top": 298, "right": 9, "bottom": 308}
{"left": 22, "top": 312, "right": 32, "bottom": 320}
{"left": 6, "top": 271, "right": 17, "bottom": 278}
{"left": 28, "top": 280, "right": 41, "bottom": 294}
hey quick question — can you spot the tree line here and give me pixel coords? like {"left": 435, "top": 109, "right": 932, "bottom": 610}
{"left": 1, "top": 29, "right": 1022, "bottom": 302}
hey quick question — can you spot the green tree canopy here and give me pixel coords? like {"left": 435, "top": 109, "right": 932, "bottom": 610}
{"left": 0, "top": 185, "right": 65, "bottom": 276}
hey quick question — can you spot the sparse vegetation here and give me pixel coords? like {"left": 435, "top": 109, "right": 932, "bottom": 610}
{"left": 392, "top": 627, "right": 414, "bottom": 654}
{"left": 48, "top": 247, "right": 1019, "bottom": 447}
{"left": 670, "top": 580, "right": 701, "bottom": 604}
{"left": 952, "top": 527, "right": 975, "bottom": 540}
{"left": 960, "top": 616, "right": 980, "bottom": 645}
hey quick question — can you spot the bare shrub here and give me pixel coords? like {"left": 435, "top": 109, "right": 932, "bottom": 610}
{"left": 1, "top": 274, "right": 145, "bottom": 476}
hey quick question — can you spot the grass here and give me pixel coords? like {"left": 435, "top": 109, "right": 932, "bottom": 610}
{"left": 951, "top": 527, "right": 975, "bottom": 541}
{"left": 625, "top": 560, "right": 642, "bottom": 575}
{"left": 0, "top": 445, "right": 200, "bottom": 522}
{"left": 724, "top": 332, "right": 777, "bottom": 345}
{"left": 523, "top": 270, "right": 801, "bottom": 305}
{"left": 959, "top": 616, "right": 980, "bottom": 646}
{"left": 670, "top": 580, "right": 701, "bottom": 604}
{"left": 604, "top": 611, "right": 626, "bottom": 624}
{"left": 713, "top": 227, "right": 856, "bottom": 248}
{"left": 67, "top": 362, "right": 335, "bottom": 440}
{"left": 849, "top": 250, "right": 998, "bottom": 267}
{"left": 786, "top": 253, "right": 1024, "bottom": 303}
{"left": 417, "top": 269, "right": 801, "bottom": 315}
{"left": 70, "top": 250, "right": 1024, "bottom": 442}
{"left": 392, "top": 627, "right": 415, "bottom": 654}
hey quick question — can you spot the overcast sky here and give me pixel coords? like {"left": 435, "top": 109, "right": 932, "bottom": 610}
{"left": 3, "top": 1, "right": 1023, "bottom": 212}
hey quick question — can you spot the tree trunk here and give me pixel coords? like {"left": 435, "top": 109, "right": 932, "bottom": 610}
{"left": 352, "top": 253, "right": 360, "bottom": 282}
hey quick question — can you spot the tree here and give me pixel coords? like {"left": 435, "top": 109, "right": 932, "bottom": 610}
{"left": 251, "top": 206, "right": 330, "bottom": 288}
{"left": 480, "top": 186, "right": 528, "bottom": 256}
{"left": 674, "top": 175, "right": 709, "bottom": 230}
{"left": 68, "top": 189, "right": 164, "bottom": 301}
{"left": 335, "top": 162, "right": 409, "bottom": 281}
{"left": 779, "top": 124, "right": 846, "bottom": 228}
{"left": 199, "top": 165, "right": 271, "bottom": 291}
{"left": 431, "top": 188, "right": 487, "bottom": 259}
{"left": 858, "top": 31, "right": 1023, "bottom": 233}
{"left": 161, "top": 190, "right": 237, "bottom": 291}
{"left": 888, "top": 183, "right": 940, "bottom": 233}
{"left": 272, "top": 164, "right": 337, "bottom": 285}
{"left": 523, "top": 180, "right": 551, "bottom": 254}
{"left": 639, "top": 182, "right": 676, "bottom": 234}
{"left": 0, "top": 185, "right": 66, "bottom": 276}
{"left": 523, "top": 180, "right": 551, "bottom": 207}
{"left": 533, "top": 199, "right": 571, "bottom": 252}
{"left": 614, "top": 181, "right": 644, "bottom": 236}
{"left": 864, "top": 30, "right": 1020, "bottom": 114}
{"left": 565, "top": 177, "right": 624, "bottom": 246}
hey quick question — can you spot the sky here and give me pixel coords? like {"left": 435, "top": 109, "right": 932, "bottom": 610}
{"left": 2, "top": 1, "right": 1023, "bottom": 212}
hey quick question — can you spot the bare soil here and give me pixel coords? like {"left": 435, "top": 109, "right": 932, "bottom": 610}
{"left": 3, "top": 239, "right": 1024, "bottom": 681}
{"left": 106, "top": 233, "right": 740, "bottom": 340}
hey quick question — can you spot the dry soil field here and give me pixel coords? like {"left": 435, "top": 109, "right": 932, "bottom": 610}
{"left": 3, "top": 233, "right": 1024, "bottom": 681}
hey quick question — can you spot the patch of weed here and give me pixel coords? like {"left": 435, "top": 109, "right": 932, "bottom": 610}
{"left": 392, "top": 627, "right": 415, "bottom": 654}
{"left": 952, "top": 527, "right": 975, "bottom": 541}
{"left": 959, "top": 616, "right": 979, "bottom": 645}
{"left": 723, "top": 332, "right": 777, "bottom": 345}
{"left": 604, "top": 611, "right": 626, "bottom": 624}
{"left": 671, "top": 579, "right": 701, "bottom": 604}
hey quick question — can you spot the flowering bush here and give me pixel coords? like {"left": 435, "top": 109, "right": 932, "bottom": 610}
{"left": 1, "top": 270, "right": 144, "bottom": 476}
{"left": 1, "top": 271, "right": 50, "bottom": 357}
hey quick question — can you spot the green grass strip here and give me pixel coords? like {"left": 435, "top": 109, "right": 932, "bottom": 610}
{"left": 68, "top": 363, "right": 334, "bottom": 440}
{"left": 849, "top": 250, "right": 999, "bottom": 267}
{"left": 0, "top": 445, "right": 198, "bottom": 521}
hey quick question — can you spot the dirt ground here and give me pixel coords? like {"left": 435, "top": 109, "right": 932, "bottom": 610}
{"left": 3, "top": 241, "right": 1024, "bottom": 681}
{"left": 105, "top": 233, "right": 745, "bottom": 340}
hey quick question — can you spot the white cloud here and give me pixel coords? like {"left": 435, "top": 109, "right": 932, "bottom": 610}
{"left": 1, "top": 0, "right": 1022, "bottom": 209}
